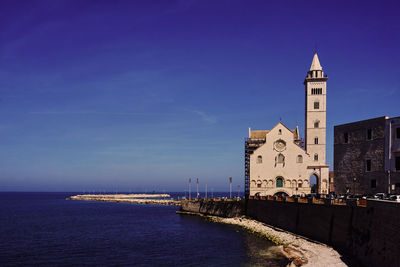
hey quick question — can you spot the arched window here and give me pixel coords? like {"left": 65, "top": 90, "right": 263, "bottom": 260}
{"left": 262, "top": 180, "right": 268, "bottom": 187}
{"left": 314, "top": 101, "right": 320, "bottom": 109}
{"left": 314, "top": 121, "right": 319, "bottom": 128}
{"left": 257, "top": 155, "right": 262, "bottom": 164}
{"left": 314, "top": 137, "right": 319, "bottom": 144}
{"left": 277, "top": 154, "right": 285, "bottom": 164}
{"left": 276, "top": 177, "right": 283, "bottom": 187}
{"left": 314, "top": 154, "right": 318, "bottom": 161}
{"left": 298, "top": 179, "right": 303, "bottom": 188}
{"left": 257, "top": 180, "right": 262, "bottom": 188}
{"left": 297, "top": 155, "right": 303, "bottom": 163}
{"left": 278, "top": 129, "right": 282, "bottom": 135}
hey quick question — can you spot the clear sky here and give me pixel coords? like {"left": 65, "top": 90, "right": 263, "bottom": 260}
{"left": 0, "top": 0, "right": 399, "bottom": 192}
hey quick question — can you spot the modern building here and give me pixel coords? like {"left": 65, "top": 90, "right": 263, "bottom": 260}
{"left": 244, "top": 53, "right": 330, "bottom": 197}
{"left": 334, "top": 116, "right": 400, "bottom": 195}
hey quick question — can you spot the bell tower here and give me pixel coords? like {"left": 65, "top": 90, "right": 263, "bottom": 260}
{"left": 304, "top": 53, "right": 327, "bottom": 165}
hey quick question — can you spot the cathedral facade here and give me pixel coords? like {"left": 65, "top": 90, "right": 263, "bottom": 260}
{"left": 245, "top": 53, "right": 330, "bottom": 197}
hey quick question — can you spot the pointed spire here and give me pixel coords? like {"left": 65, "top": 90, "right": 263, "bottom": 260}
{"left": 309, "top": 53, "right": 322, "bottom": 71}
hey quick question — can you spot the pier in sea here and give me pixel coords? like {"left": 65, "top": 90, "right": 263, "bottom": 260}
{"left": 67, "top": 194, "right": 181, "bottom": 206}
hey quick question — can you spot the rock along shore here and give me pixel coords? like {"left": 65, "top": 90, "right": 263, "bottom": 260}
{"left": 67, "top": 194, "right": 181, "bottom": 206}
{"left": 177, "top": 211, "right": 347, "bottom": 267}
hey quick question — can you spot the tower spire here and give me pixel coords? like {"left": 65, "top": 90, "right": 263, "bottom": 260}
{"left": 309, "top": 53, "right": 322, "bottom": 71}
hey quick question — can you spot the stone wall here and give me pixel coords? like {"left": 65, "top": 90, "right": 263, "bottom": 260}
{"left": 180, "top": 198, "right": 400, "bottom": 266}
{"left": 334, "top": 117, "right": 387, "bottom": 195}
{"left": 180, "top": 199, "right": 244, "bottom": 218}
{"left": 246, "top": 198, "right": 400, "bottom": 267}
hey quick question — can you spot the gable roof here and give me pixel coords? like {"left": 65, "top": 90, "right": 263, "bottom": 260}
{"left": 249, "top": 122, "right": 299, "bottom": 140}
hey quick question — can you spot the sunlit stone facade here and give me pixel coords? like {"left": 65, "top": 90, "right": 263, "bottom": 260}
{"left": 246, "top": 53, "right": 330, "bottom": 197}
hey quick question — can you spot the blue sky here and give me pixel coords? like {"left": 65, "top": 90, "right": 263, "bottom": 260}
{"left": 0, "top": 0, "right": 399, "bottom": 192}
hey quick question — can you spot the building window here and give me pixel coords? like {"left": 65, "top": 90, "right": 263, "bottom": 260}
{"left": 278, "top": 129, "right": 282, "bottom": 135}
{"left": 311, "top": 88, "right": 322, "bottom": 95}
{"left": 297, "top": 155, "right": 303, "bottom": 163}
{"left": 366, "top": 159, "right": 371, "bottom": 172}
{"left": 298, "top": 182, "right": 302, "bottom": 188}
{"left": 396, "top": 156, "right": 400, "bottom": 171}
{"left": 314, "top": 121, "right": 319, "bottom": 128}
{"left": 397, "top": 128, "right": 400, "bottom": 139}
{"left": 276, "top": 177, "right": 283, "bottom": 188}
{"left": 314, "top": 101, "right": 320, "bottom": 109}
{"left": 314, "top": 137, "right": 319, "bottom": 144}
{"left": 396, "top": 183, "right": 400, "bottom": 189}
{"left": 314, "top": 154, "right": 318, "bottom": 161}
{"left": 257, "top": 155, "right": 262, "bottom": 164}
{"left": 257, "top": 180, "right": 262, "bottom": 188}
{"left": 344, "top": 132, "right": 349, "bottom": 143}
{"left": 366, "top": 129, "right": 372, "bottom": 140}
{"left": 277, "top": 154, "right": 285, "bottom": 164}
{"left": 371, "top": 179, "right": 376, "bottom": 188}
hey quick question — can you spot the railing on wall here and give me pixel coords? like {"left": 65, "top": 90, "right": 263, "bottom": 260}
{"left": 247, "top": 196, "right": 370, "bottom": 207}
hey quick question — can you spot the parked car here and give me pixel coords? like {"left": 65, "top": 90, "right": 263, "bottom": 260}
{"left": 389, "top": 195, "right": 400, "bottom": 202}
{"left": 374, "top": 193, "right": 387, "bottom": 200}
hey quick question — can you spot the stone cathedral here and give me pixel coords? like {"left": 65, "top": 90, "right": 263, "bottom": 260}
{"left": 245, "top": 53, "right": 329, "bottom": 197}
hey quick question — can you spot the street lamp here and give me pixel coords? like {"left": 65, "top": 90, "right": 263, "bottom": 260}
{"left": 229, "top": 177, "right": 232, "bottom": 199}
{"left": 189, "top": 178, "right": 192, "bottom": 200}
{"left": 353, "top": 177, "right": 356, "bottom": 195}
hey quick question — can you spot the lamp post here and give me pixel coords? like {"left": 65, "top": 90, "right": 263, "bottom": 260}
{"left": 189, "top": 178, "right": 191, "bottom": 200}
{"left": 196, "top": 178, "right": 199, "bottom": 199}
{"left": 229, "top": 177, "right": 232, "bottom": 199}
{"left": 353, "top": 177, "right": 356, "bottom": 195}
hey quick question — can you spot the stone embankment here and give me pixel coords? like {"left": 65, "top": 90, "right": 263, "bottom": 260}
{"left": 67, "top": 194, "right": 180, "bottom": 206}
{"left": 179, "top": 199, "right": 347, "bottom": 267}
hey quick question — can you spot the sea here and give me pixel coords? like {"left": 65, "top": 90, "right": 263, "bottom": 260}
{"left": 0, "top": 192, "right": 289, "bottom": 266}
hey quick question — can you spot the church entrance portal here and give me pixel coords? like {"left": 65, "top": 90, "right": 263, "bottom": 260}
{"left": 310, "top": 174, "right": 319, "bottom": 193}
{"left": 273, "top": 191, "right": 289, "bottom": 197}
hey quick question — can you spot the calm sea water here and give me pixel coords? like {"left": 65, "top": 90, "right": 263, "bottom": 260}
{"left": 0, "top": 192, "right": 288, "bottom": 266}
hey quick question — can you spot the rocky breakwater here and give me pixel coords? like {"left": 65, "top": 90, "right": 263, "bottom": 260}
{"left": 67, "top": 194, "right": 181, "bottom": 206}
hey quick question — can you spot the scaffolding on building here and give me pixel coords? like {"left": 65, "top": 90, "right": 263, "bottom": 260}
{"left": 244, "top": 137, "right": 266, "bottom": 197}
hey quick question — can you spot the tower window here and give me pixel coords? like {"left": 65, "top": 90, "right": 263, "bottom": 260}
{"left": 314, "top": 137, "right": 319, "bottom": 144}
{"left": 314, "top": 154, "right": 318, "bottom": 161}
{"left": 314, "top": 101, "right": 319, "bottom": 109}
{"left": 297, "top": 155, "right": 303, "bottom": 163}
{"left": 314, "top": 121, "right": 319, "bottom": 128}
{"left": 366, "top": 159, "right": 371, "bottom": 172}
{"left": 344, "top": 132, "right": 349, "bottom": 143}
{"left": 257, "top": 155, "right": 262, "bottom": 164}
{"left": 366, "top": 129, "right": 372, "bottom": 140}
{"left": 311, "top": 88, "right": 322, "bottom": 95}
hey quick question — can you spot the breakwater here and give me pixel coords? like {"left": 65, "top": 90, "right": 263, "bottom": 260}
{"left": 180, "top": 197, "right": 400, "bottom": 267}
{"left": 67, "top": 194, "right": 180, "bottom": 206}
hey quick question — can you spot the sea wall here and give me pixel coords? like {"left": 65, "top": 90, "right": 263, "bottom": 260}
{"left": 246, "top": 198, "right": 400, "bottom": 267}
{"left": 180, "top": 199, "right": 243, "bottom": 218}
{"left": 180, "top": 198, "right": 400, "bottom": 266}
